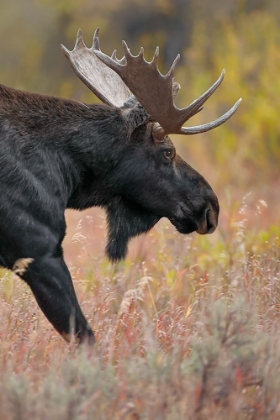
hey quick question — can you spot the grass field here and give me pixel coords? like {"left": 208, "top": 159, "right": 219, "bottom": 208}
{"left": 0, "top": 192, "right": 279, "bottom": 419}
{"left": 0, "top": 9, "right": 279, "bottom": 419}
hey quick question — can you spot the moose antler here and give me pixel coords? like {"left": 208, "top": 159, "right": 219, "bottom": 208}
{"left": 61, "top": 29, "right": 132, "bottom": 108}
{"left": 93, "top": 30, "right": 242, "bottom": 135}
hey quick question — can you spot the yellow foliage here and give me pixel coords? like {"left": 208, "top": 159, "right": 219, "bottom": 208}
{"left": 174, "top": 12, "right": 280, "bottom": 196}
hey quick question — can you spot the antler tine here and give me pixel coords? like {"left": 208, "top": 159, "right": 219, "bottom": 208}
{"left": 165, "top": 54, "right": 180, "bottom": 79}
{"left": 111, "top": 50, "right": 127, "bottom": 65}
{"left": 92, "top": 27, "right": 100, "bottom": 50}
{"left": 180, "top": 70, "right": 225, "bottom": 121}
{"left": 75, "top": 29, "right": 86, "bottom": 49}
{"left": 122, "top": 41, "right": 133, "bottom": 61}
{"left": 181, "top": 98, "right": 242, "bottom": 134}
{"left": 60, "top": 43, "right": 70, "bottom": 59}
{"left": 151, "top": 47, "right": 160, "bottom": 69}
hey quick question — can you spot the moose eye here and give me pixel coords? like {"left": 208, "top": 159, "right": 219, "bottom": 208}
{"left": 163, "top": 150, "right": 173, "bottom": 160}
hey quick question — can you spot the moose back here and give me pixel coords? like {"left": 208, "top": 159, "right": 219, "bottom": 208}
{"left": 0, "top": 29, "right": 241, "bottom": 344}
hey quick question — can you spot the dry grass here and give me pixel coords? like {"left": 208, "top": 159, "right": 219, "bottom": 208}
{"left": 0, "top": 6, "right": 279, "bottom": 419}
{"left": 0, "top": 195, "right": 279, "bottom": 419}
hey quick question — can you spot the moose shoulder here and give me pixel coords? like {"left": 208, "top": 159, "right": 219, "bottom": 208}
{"left": 0, "top": 29, "right": 241, "bottom": 345}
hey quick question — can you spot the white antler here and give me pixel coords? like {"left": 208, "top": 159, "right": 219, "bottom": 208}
{"left": 61, "top": 29, "right": 131, "bottom": 108}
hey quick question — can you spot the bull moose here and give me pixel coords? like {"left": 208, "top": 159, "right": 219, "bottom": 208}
{"left": 0, "top": 29, "right": 241, "bottom": 345}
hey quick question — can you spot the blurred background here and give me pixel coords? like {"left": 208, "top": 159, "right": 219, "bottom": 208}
{"left": 0, "top": 0, "right": 279, "bottom": 262}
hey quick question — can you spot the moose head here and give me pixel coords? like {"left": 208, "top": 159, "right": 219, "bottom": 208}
{"left": 0, "top": 29, "right": 241, "bottom": 344}
{"left": 61, "top": 29, "right": 241, "bottom": 262}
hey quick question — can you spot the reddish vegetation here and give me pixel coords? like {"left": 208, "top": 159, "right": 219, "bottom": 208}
{"left": 0, "top": 195, "right": 279, "bottom": 419}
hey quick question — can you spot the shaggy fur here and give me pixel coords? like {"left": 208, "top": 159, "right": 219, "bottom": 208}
{"left": 0, "top": 84, "right": 219, "bottom": 344}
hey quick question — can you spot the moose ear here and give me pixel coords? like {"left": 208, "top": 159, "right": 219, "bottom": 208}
{"left": 105, "top": 197, "right": 160, "bottom": 262}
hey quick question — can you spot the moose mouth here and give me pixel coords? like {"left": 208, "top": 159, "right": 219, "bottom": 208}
{"left": 170, "top": 209, "right": 217, "bottom": 235}
{"left": 170, "top": 217, "right": 198, "bottom": 235}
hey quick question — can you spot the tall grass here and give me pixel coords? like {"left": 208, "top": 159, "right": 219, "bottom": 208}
{"left": 0, "top": 196, "right": 279, "bottom": 419}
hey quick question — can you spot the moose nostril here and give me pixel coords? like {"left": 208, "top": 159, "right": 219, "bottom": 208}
{"left": 196, "top": 204, "right": 218, "bottom": 235}
{"left": 205, "top": 207, "right": 217, "bottom": 233}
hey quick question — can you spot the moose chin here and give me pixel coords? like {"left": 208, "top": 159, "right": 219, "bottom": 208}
{"left": 0, "top": 28, "right": 241, "bottom": 345}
